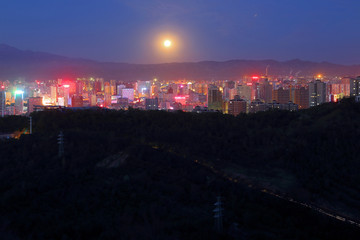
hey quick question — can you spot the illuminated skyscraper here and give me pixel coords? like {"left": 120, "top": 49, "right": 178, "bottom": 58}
{"left": 14, "top": 90, "right": 24, "bottom": 115}
{"left": 63, "top": 85, "right": 70, "bottom": 107}
{"left": 195, "top": 83, "right": 208, "bottom": 95}
{"left": 238, "top": 85, "right": 251, "bottom": 101}
{"left": 104, "top": 82, "right": 111, "bottom": 107}
{"left": 94, "top": 80, "right": 102, "bottom": 93}
{"left": 117, "top": 84, "right": 126, "bottom": 97}
{"left": 110, "top": 80, "right": 117, "bottom": 96}
{"left": 90, "top": 94, "right": 97, "bottom": 106}
{"left": 309, "top": 80, "right": 327, "bottom": 107}
{"left": 207, "top": 85, "right": 223, "bottom": 111}
{"left": 0, "top": 89, "right": 5, "bottom": 117}
{"left": 228, "top": 97, "right": 247, "bottom": 116}
{"left": 122, "top": 88, "right": 134, "bottom": 102}
{"left": 340, "top": 77, "right": 351, "bottom": 96}
{"left": 136, "top": 81, "right": 151, "bottom": 98}
{"left": 350, "top": 76, "right": 360, "bottom": 97}
{"left": 50, "top": 86, "right": 57, "bottom": 104}
{"left": 75, "top": 80, "right": 83, "bottom": 96}
{"left": 97, "top": 78, "right": 104, "bottom": 91}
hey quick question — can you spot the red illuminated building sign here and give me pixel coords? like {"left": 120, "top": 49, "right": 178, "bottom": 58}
{"left": 174, "top": 96, "right": 188, "bottom": 100}
{"left": 174, "top": 95, "right": 189, "bottom": 105}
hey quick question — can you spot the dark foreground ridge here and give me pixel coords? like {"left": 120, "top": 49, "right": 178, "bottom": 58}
{"left": 1, "top": 98, "right": 360, "bottom": 239}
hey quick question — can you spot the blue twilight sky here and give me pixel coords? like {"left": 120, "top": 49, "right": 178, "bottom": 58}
{"left": 0, "top": 0, "right": 360, "bottom": 64}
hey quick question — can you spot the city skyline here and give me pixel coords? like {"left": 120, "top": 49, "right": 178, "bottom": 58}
{"left": 1, "top": 0, "right": 360, "bottom": 64}
{"left": 2, "top": 1, "right": 360, "bottom": 239}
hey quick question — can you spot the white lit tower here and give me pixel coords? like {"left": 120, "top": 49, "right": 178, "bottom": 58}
{"left": 14, "top": 90, "right": 24, "bottom": 115}
{"left": 213, "top": 196, "right": 224, "bottom": 233}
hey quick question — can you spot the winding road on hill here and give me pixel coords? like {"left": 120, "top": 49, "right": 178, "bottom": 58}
{"left": 193, "top": 158, "right": 360, "bottom": 229}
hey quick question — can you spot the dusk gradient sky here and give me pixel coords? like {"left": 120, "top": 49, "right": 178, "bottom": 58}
{"left": 1, "top": 0, "right": 360, "bottom": 64}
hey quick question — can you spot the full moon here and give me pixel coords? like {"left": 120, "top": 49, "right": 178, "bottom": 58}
{"left": 164, "top": 40, "right": 172, "bottom": 48}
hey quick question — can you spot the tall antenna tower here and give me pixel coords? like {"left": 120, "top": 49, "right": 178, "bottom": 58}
{"left": 266, "top": 65, "right": 270, "bottom": 77}
{"left": 213, "top": 196, "right": 224, "bottom": 233}
{"left": 29, "top": 116, "right": 32, "bottom": 134}
{"left": 58, "top": 131, "right": 65, "bottom": 167}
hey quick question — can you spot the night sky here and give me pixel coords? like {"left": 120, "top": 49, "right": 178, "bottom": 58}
{"left": 1, "top": 0, "right": 360, "bottom": 64}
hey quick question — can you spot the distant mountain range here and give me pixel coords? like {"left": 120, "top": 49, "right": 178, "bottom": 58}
{"left": 0, "top": 44, "right": 359, "bottom": 81}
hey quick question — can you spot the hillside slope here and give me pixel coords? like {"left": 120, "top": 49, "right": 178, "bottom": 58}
{"left": 1, "top": 99, "right": 360, "bottom": 239}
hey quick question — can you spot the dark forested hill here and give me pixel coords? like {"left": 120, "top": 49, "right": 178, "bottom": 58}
{"left": 1, "top": 44, "right": 360, "bottom": 81}
{"left": 1, "top": 99, "right": 360, "bottom": 239}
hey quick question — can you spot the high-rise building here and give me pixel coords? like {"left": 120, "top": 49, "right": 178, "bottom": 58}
{"left": 350, "top": 76, "right": 360, "bottom": 97}
{"left": 225, "top": 81, "right": 235, "bottom": 89}
{"left": 94, "top": 80, "right": 102, "bottom": 93}
{"left": 309, "top": 80, "right": 327, "bottom": 107}
{"left": 71, "top": 96, "right": 84, "bottom": 107}
{"left": 90, "top": 94, "right": 97, "bottom": 106}
{"left": 223, "top": 87, "right": 231, "bottom": 100}
{"left": 5, "top": 92, "right": 11, "bottom": 104}
{"left": 145, "top": 98, "right": 158, "bottom": 110}
{"left": 229, "top": 88, "right": 238, "bottom": 100}
{"left": 252, "top": 82, "right": 260, "bottom": 100}
{"left": 272, "top": 87, "right": 290, "bottom": 104}
{"left": 0, "top": 89, "right": 5, "bottom": 117}
{"left": 57, "top": 97, "right": 64, "bottom": 106}
{"left": 238, "top": 85, "right": 251, "bottom": 101}
{"left": 194, "top": 83, "right": 208, "bottom": 95}
{"left": 59, "top": 85, "right": 71, "bottom": 107}
{"left": 75, "top": 81, "right": 83, "bottom": 96}
{"left": 97, "top": 78, "right": 104, "bottom": 92}
{"left": 104, "top": 82, "right": 111, "bottom": 107}
{"left": 14, "top": 91, "right": 24, "bottom": 115}
{"left": 260, "top": 81, "right": 273, "bottom": 103}
{"left": 110, "top": 80, "right": 117, "bottom": 96}
{"left": 136, "top": 81, "right": 151, "bottom": 98}
{"left": 122, "top": 88, "right": 134, "bottom": 102}
{"left": 228, "top": 97, "right": 247, "bottom": 116}
{"left": 28, "top": 97, "right": 43, "bottom": 114}
{"left": 207, "top": 85, "right": 223, "bottom": 111}
{"left": 50, "top": 86, "right": 57, "bottom": 104}
{"left": 340, "top": 77, "right": 351, "bottom": 96}
{"left": 294, "top": 87, "right": 309, "bottom": 109}
{"left": 117, "top": 84, "right": 126, "bottom": 97}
